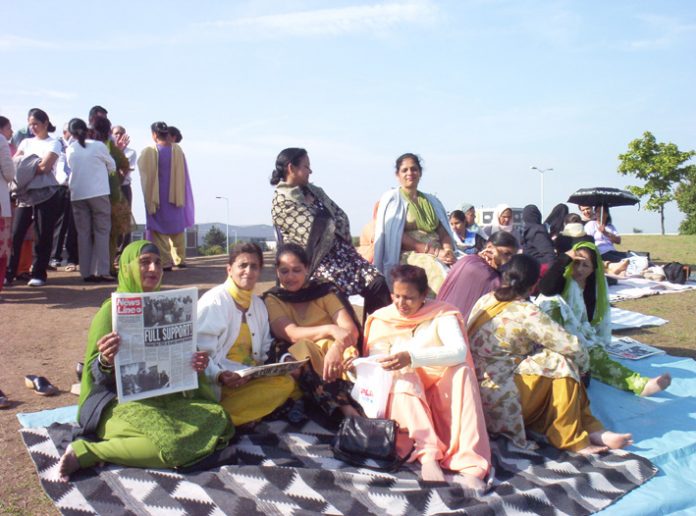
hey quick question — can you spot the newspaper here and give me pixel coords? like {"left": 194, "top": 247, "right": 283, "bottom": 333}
{"left": 236, "top": 359, "right": 308, "bottom": 380}
{"left": 605, "top": 336, "right": 666, "bottom": 360}
{"left": 113, "top": 287, "right": 198, "bottom": 402}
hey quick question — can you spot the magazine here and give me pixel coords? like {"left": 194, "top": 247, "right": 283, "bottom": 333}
{"left": 605, "top": 336, "right": 666, "bottom": 360}
{"left": 113, "top": 287, "right": 198, "bottom": 402}
{"left": 236, "top": 359, "right": 309, "bottom": 380}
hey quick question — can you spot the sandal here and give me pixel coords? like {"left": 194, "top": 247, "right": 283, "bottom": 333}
{"left": 24, "top": 375, "right": 59, "bottom": 396}
{"left": 65, "top": 264, "right": 77, "bottom": 272}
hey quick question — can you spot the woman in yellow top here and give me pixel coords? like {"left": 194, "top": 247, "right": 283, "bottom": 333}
{"left": 197, "top": 242, "right": 297, "bottom": 426}
{"left": 373, "top": 153, "right": 457, "bottom": 295}
{"left": 264, "top": 243, "right": 363, "bottom": 421}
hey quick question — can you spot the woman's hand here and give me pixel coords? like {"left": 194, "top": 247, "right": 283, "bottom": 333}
{"left": 97, "top": 331, "right": 120, "bottom": 366}
{"left": 378, "top": 352, "right": 412, "bottom": 371}
{"left": 437, "top": 247, "right": 456, "bottom": 265}
{"left": 330, "top": 325, "right": 357, "bottom": 350}
{"left": 191, "top": 351, "right": 210, "bottom": 373}
{"left": 323, "top": 343, "right": 345, "bottom": 382}
{"left": 218, "top": 371, "right": 251, "bottom": 389}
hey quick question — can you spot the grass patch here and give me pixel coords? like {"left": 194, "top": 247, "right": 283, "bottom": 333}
{"left": 618, "top": 235, "right": 696, "bottom": 266}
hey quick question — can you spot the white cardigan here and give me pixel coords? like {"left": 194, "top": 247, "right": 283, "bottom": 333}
{"left": 196, "top": 282, "right": 273, "bottom": 399}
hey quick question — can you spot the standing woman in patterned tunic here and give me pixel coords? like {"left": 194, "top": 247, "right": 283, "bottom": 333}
{"left": 270, "top": 148, "right": 391, "bottom": 316}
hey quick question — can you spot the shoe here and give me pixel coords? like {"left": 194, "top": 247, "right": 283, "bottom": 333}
{"left": 0, "top": 389, "right": 10, "bottom": 409}
{"left": 49, "top": 259, "right": 60, "bottom": 268}
{"left": 175, "top": 262, "right": 187, "bottom": 269}
{"left": 3, "top": 277, "right": 10, "bottom": 287}
{"left": 163, "top": 266, "right": 173, "bottom": 272}
{"left": 98, "top": 275, "right": 116, "bottom": 283}
{"left": 27, "top": 278, "right": 46, "bottom": 287}
{"left": 83, "top": 276, "right": 100, "bottom": 283}
{"left": 24, "top": 375, "right": 58, "bottom": 396}
{"left": 76, "top": 362, "right": 84, "bottom": 382}
{"left": 64, "top": 263, "right": 77, "bottom": 272}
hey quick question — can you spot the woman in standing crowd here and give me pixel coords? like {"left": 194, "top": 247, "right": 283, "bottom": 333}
{"left": 5, "top": 108, "right": 62, "bottom": 287}
{"left": 270, "top": 147, "right": 391, "bottom": 316}
{"left": 0, "top": 116, "right": 16, "bottom": 294}
{"left": 520, "top": 204, "right": 555, "bottom": 267}
{"left": 373, "top": 153, "right": 456, "bottom": 295}
{"left": 66, "top": 118, "right": 116, "bottom": 282}
{"left": 364, "top": 264, "right": 491, "bottom": 488}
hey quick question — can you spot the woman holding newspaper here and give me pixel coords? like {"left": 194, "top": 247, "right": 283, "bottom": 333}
{"left": 58, "top": 240, "right": 234, "bottom": 481}
{"left": 197, "top": 242, "right": 298, "bottom": 426}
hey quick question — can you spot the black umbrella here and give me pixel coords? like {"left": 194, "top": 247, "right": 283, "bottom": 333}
{"left": 567, "top": 187, "right": 639, "bottom": 208}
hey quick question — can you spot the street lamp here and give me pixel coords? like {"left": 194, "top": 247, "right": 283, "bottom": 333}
{"left": 530, "top": 166, "right": 554, "bottom": 215}
{"left": 215, "top": 196, "right": 230, "bottom": 253}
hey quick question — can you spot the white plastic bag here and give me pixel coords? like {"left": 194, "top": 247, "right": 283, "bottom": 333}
{"left": 348, "top": 355, "right": 394, "bottom": 419}
{"left": 626, "top": 253, "right": 649, "bottom": 277}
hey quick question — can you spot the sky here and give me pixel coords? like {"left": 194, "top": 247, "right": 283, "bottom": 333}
{"left": 2, "top": 0, "right": 695, "bottom": 235}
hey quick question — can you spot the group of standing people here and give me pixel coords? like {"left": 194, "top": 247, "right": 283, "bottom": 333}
{"left": 0, "top": 107, "right": 194, "bottom": 292}
{"left": 51, "top": 146, "right": 672, "bottom": 491}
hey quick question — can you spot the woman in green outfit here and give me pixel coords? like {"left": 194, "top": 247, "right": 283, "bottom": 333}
{"left": 58, "top": 240, "right": 234, "bottom": 481}
{"left": 536, "top": 240, "right": 671, "bottom": 397}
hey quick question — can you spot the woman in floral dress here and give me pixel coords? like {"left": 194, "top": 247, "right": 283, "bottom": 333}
{"left": 467, "top": 254, "right": 632, "bottom": 454}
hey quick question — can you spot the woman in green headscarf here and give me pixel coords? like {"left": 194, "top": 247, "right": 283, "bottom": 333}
{"left": 58, "top": 240, "right": 234, "bottom": 481}
{"left": 536, "top": 240, "right": 671, "bottom": 397}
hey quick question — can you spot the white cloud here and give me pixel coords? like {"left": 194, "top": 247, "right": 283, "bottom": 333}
{"left": 0, "top": 35, "right": 56, "bottom": 51}
{"left": 197, "top": 1, "right": 439, "bottom": 38}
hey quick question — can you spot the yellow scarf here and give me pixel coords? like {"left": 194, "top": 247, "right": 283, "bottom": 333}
{"left": 225, "top": 277, "right": 252, "bottom": 310}
{"left": 467, "top": 300, "right": 511, "bottom": 339}
{"left": 137, "top": 143, "right": 186, "bottom": 215}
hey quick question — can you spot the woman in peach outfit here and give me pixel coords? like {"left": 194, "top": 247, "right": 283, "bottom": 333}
{"left": 363, "top": 264, "right": 490, "bottom": 489}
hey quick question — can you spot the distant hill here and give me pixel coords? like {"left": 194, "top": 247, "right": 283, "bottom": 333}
{"left": 195, "top": 223, "right": 275, "bottom": 245}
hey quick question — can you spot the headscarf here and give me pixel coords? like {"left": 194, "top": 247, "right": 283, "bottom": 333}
{"left": 116, "top": 240, "right": 162, "bottom": 293}
{"left": 544, "top": 203, "right": 569, "bottom": 238}
{"left": 492, "top": 203, "right": 513, "bottom": 233}
{"left": 562, "top": 241, "right": 608, "bottom": 326}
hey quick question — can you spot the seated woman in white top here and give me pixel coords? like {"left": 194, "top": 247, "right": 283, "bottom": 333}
{"left": 583, "top": 205, "right": 627, "bottom": 263}
{"left": 66, "top": 118, "right": 116, "bottom": 282}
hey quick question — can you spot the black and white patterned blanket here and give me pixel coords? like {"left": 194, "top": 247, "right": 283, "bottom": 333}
{"left": 21, "top": 419, "right": 656, "bottom": 515}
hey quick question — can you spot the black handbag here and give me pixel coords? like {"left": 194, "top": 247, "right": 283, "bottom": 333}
{"left": 331, "top": 415, "right": 414, "bottom": 471}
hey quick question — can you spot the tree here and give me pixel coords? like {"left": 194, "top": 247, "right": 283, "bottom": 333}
{"left": 200, "top": 225, "right": 227, "bottom": 254}
{"left": 676, "top": 168, "right": 696, "bottom": 234}
{"left": 617, "top": 131, "right": 695, "bottom": 235}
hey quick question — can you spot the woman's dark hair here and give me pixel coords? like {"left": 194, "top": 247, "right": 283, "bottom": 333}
{"left": 544, "top": 203, "right": 569, "bottom": 237}
{"left": 495, "top": 254, "right": 540, "bottom": 302}
{"left": 449, "top": 209, "right": 466, "bottom": 222}
{"left": 0, "top": 116, "right": 10, "bottom": 130}
{"left": 229, "top": 242, "right": 263, "bottom": 267}
{"left": 168, "top": 126, "right": 182, "bottom": 143}
{"left": 270, "top": 148, "right": 308, "bottom": 186}
{"left": 276, "top": 242, "right": 309, "bottom": 268}
{"left": 564, "top": 213, "right": 582, "bottom": 225}
{"left": 151, "top": 121, "right": 170, "bottom": 140}
{"left": 390, "top": 264, "right": 428, "bottom": 295}
{"left": 27, "top": 108, "right": 56, "bottom": 132}
{"left": 395, "top": 153, "right": 422, "bottom": 173}
{"left": 92, "top": 117, "right": 112, "bottom": 142}
{"left": 68, "top": 118, "right": 88, "bottom": 148}
{"left": 487, "top": 230, "right": 519, "bottom": 250}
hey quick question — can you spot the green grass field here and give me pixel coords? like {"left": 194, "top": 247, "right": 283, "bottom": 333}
{"left": 612, "top": 235, "right": 695, "bottom": 358}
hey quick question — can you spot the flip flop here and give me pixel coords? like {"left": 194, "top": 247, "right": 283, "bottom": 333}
{"left": 24, "top": 375, "right": 58, "bottom": 396}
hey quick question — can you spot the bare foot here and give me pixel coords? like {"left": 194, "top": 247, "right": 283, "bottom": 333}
{"left": 590, "top": 430, "right": 633, "bottom": 450}
{"left": 453, "top": 472, "right": 486, "bottom": 491}
{"left": 421, "top": 460, "right": 446, "bottom": 482}
{"left": 58, "top": 445, "right": 80, "bottom": 482}
{"left": 339, "top": 405, "right": 361, "bottom": 418}
{"left": 577, "top": 444, "right": 609, "bottom": 455}
{"left": 640, "top": 372, "right": 672, "bottom": 397}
